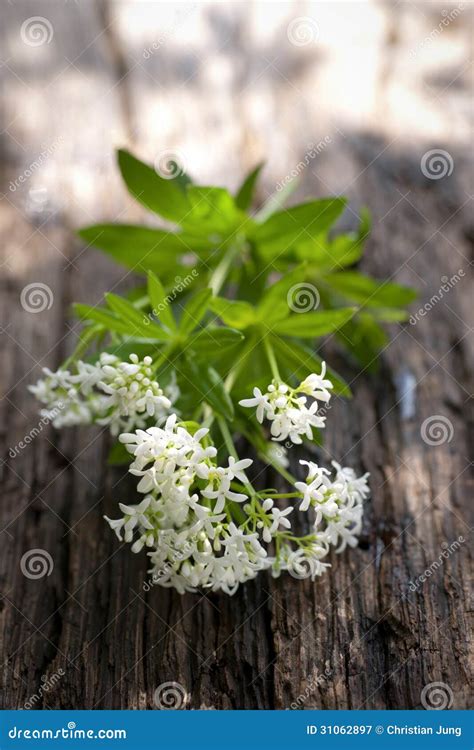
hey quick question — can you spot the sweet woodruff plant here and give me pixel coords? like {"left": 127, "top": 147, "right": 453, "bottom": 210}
{"left": 29, "top": 151, "right": 416, "bottom": 595}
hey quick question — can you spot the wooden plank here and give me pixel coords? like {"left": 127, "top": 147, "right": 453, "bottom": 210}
{"left": 0, "top": 0, "right": 138, "bottom": 710}
{"left": 0, "top": 0, "right": 472, "bottom": 710}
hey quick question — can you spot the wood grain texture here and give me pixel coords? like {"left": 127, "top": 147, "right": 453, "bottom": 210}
{"left": 0, "top": 0, "right": 472, "bottom": 710}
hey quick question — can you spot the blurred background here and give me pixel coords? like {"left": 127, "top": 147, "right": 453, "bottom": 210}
{"left": 2, "top": 1, "right": 472, "bottom": 296}
{"left": 0, "top": 0, "right": 472, "bottom": 710}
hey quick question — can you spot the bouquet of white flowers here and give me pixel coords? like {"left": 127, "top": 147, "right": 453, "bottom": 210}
{"left": 30, "top": 150, "right": 415, "bottom": 594}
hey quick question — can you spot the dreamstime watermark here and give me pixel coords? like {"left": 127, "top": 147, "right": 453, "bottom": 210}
{"left": 276, "top": 138, "right": 332, "bottom": 192}
{"left": 143, "top": 4, "right": 196, "bottom": 58}
{"left": 410, "top": 4, "right": 465, "bottom": 58}
{"left": 287, "top": 283, "right": 320, "bottom": 313}
{"left": 20, "top": 549, "right": 54, "bottom": 580}
{"left": 143, "top": 542, "right": 193, "bottom": 592}
{"left": 9, "top": 137, "right": 63, "bottom": 193}
{"left": 20, "top": 282, "right": 54, "bottom": 313}
{"left": 24, "top": 669, "right": 65, "bottom": 709}
{"left": 143, "top": 270, "right": 198, "bottom": 325}
{"left": 20, "top": 16, "right": 54, "bottom": 46}
{"left": 408, "top": 535, "right": 465, "bottom": 592}
{"left": 263, "top": 442, "right": 290, "bottom": 470}
{"left": 287, "top": 16, "right": 319, "bottom": 46}
{"left": 420, "top": 149, "right": 454, "bottom": 180}
{"left": 8, "top": 724, "right": 127, "bottom": 740}
{"left": 409, "top": 269, "right": 465, "bottom": 325}
{"left": 9, "top": 405, "right": 63, "bottom": 459}
{"left": 290, "top": 665, "right": 332, "bottom": 709}
{"left": 420, "top": 415, "right": 454, "bottom": 446}
{"left": 154, "top": 149, "right": 187, "bottom": 180}
{"left": 154, "top": 681, "right": 187, "bottom": 709}
{"left": 421, "top": 681, "right": 454, "bottom": 710}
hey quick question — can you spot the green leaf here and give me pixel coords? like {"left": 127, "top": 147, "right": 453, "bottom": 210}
{"left": 229, "top": 345, "right": 272, "bottom": 397}
{"left": 160, "top": 158, "right": 193, "bottom": 191}
{"left": 253, "top": 198, "right": 347, "bottom": 256}
{"left": 270, "top": 308, "right": 356, "bottom": 338}
{"left": 322, "top": 271, "right": 417, "bottom": 308}
{"left": 105, "top": 293, "right": 170, "bottom": 339}
{"left": 271, "top": 336, "right": 351, "bottom": 396}
{"left": 296, "top": 209, "right": 371, "bottom": 269}
{"left": 147, "top": 272, "right": 176, "bottom": 331}
{"left": 257, "top": 265, "right": 307, "bottom": 323}
{"left": 74, "top": 303, "right": 132, "bottom": 335}
{"left": 235, "top": 163, "right": 264, "bottom": 211}
{"left": 77, "top": 224, "right": 212, "bottom": 274}
{"left": 117, "top": 149, "right": 191, "bottom": 224}
{"left": 183, "top": 359, "right": 234, "bottom": 419}
{"left": 182, "top": 186, "right": 246, "bottom": 235}
{"left": 178, "top": 288, "right": 212, "bottom": 335}
{"left": 328, "top": 207, "right": 371, "bottom": 267}
{"left": 210, "top": 297, "right": 257, "bottom": 329}
{"left": 367, "top": 307, "right": 410, "bottom": 322}
{"left": 187, "top": 326, "right": 244, "bottom": 355}
{"left": 255, "top": 178, "right": 300, "bottom": 222}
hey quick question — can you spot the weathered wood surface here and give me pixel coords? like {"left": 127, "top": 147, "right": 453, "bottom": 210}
{"left": 0, "top": 1, "right": 472, "bottom": 710}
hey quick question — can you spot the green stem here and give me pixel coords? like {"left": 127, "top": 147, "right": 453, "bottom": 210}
{"left": 278, "top": 532, "right": 319, "bottom": 544}
{"left": 230, "top": 481, "right": 247, "bottom": 492}
{"left": 228, "top": 501, "right": 247, "bottom": 525}
{"left": 201, "top": 333, "right": 257, "bottom": 433}
{"left": 209, "top": 239, "right": 244, "bottom": 296}
{"left": 151, "top": 343, "right": 175, "bottom": 373}
{"left": 217, "top": 417, "right": 259, "bottom": 503}
{"left": 260, "top": 492, "right": 301, "bottom": 499}
{"left": 64, "top": 324, "right": 101, "bottom": 367}
{"left": 224, "top": 333, "right": 256, "bottom": 394}
{"left": 265, "top": 455, "right": 297, "bottom": 486}
{"left": 217, "top": 416, "right": 240, "bottom": 461}
{"left": 263, "top": 336, "right": 281, "bottom": 381}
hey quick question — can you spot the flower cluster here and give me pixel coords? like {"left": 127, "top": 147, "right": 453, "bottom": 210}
{"left": 30, "top": 353, "right": 370, "bottom": 595}
{"left": 268, "top": 460, "right": 369, "bottom": 581}
{"left": 105, "top": 415, "right": 271, "bottom": 595}
{"left": 239, "top": 363, "right": 333, "bottom": 443}
{"left": 105, "top": 414, "right": 369, "bottom": 593}
{"left": 29, "top": 353, "right": 176, "bottom": 435}
{"left": 295, "top": 460, "right": 370, "bottom": 551}
{"left": 273, "top": 541, "right": 331, "bottom": 580}
{"left": 24, "top": 150, "right": 410, "bottom": 598}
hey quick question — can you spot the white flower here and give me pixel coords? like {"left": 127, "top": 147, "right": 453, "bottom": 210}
{"left": 295, "top": 461, "right": 332, "bottom": 511}
{"left": 106, "top": 408, "right": 370, "bottom": 594}
{"left": 239, "top": 363, "right": 332, "bottom": 445}
{"left": 105, "top": 496, "right": 154, "bottom": 545}
{"left": 270, "top": 401, "right": 325, "bottom": 444}
{"left": 106, "top": 416, "right": 273, "bottom": 594}
{"left": 270, "top": 542, "right": 330, "bottom": 580}
{"left": 95, "top": 354, "right": 171, "bottom": 434}
{"left": 144, "top": 520, "right": 270, "bottom": 596}
{"left": 261, "top": 498, "right": 293, "bottom": 542}
{"left": 29, "top": 367, "right": 95, "bottom": 427}
{"left": 198, "top": 456, "right": 252, "bottom": 513}
{"left": 298, "top": 362, "right": 333, "bottom": 402}
{"left": 120, "top": 416, "right": 217, "bottom": 509}
{"left": 239, "top": 387, "right": 270, "bottom": 423}
{"left": 295, "top": 459, "right": 369, "bottom": 551}
{"left": 29, "top": 353, "right": 176, "bottom": 434}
